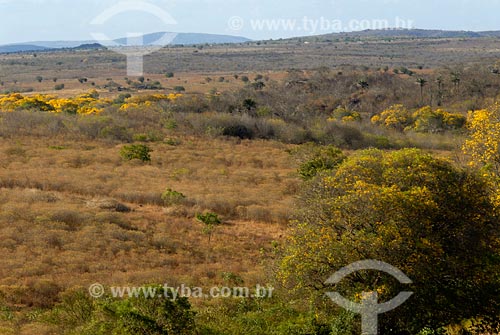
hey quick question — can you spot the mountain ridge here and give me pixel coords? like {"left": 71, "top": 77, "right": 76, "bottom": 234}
{"left": 292, "top": 28, "right": 500, "bottom": 41}
{"left": 0, "top": 32, "right": 251, "bottom": 54}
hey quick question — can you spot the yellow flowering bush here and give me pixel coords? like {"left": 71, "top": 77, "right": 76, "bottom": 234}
{"left": 372, "top": 105, "right": 466, "bottom": 133}
{"left": 412, "top": 106, "right": 465, "bottom": 133}
{"left": 119, "top": 93, "right": 182, "bottom": 111}
{"left": 371, "top": 104, "right": 412, "bottom": 131}
{"left": 0, "top": 93, "right": 24, "bottom": 111}
{"left": 0, "top": 91, "right": 105, "bottom": 114}
{"left": 328, "top": 106, "right": 362, "bottom": 123}
{"left": 463, "top": 104, "right": 500, "bottom": 173}
{"left": 0, "top": 91, "right": 181, "bottom": 114}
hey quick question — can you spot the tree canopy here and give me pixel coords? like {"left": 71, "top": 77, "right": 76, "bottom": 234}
{"left": 280, "top": 148, "right": 500, "bottom": 333}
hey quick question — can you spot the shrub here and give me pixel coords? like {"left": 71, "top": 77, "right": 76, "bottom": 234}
{"left": 330, "top": 106, "right": 361, "bottom": 122}
{"left": 113, "top": 93, "right": 132, "bottom": 104}
{"left": 412, "top": 106, "right": 466, "bottom": 133}
{"left": 371, "top": 104, "right": 413, "bottom": 131}
{"left": 132, "top": 132, "right": 163, "bottom": 142}
{"left": 54, "top": 84, "right": 65, "bottom": 91}
{"left": 50, "top": 210, "right": 87, "bottom": 230}
{"left": 119, "top": 144, "right": 152, "bottom": 162}
{"left": 48, "top": 286, "right": 196, "bottom": 335}
{"left": 161, "top": 188, "right": 186, "bottom": 206}
{"left": 173, "top": 86, "right": 186, "bottom": 92}
{"left": 222, "top": 125, "right": 253, "bottom": 139}
{"left": 251, "top": 81, "right": 265, "bottom": 90}
{"left": 297, "top": 145, "right": 346, "bottom": 180}
{"left": 196, "top": 212, "right": 221, "bottom": 225}
{"left": 101, "top": 125, "right": 133, "bottom": 142}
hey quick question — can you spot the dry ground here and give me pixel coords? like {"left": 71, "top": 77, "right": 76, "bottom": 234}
{"left": 0, "top": 135, "right": 298, "bottom": 328}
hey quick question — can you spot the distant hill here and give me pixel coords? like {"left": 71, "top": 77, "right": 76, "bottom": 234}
{"left": 0, "top": 32, "right": 251, "bottom": 54}
{"left": 72, "top": 43, "right": 106, "bottom": 50}
{"left": 0, "top": 44, "right": 49, "bottom": 53}
{"left": 290, "top": 28, "right": 500, "bottom": 42}
{"left": 115, "top": 32, "right": 251, "bottom": 46}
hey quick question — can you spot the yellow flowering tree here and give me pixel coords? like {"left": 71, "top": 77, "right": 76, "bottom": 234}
{"left": 280, "top": 148, "right": 500, "bottom": 333}
{"left": 371, "top": 104, "right": 412, "bottom": 131}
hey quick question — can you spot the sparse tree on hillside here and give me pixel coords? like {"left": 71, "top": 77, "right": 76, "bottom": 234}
{"left": 416, "top": 77, "right": 427, "bottom": 105}
{"left": 451, "top": 71, "right": 461, "bottom": 94}
{"left": 436, "top": 76, "right": 444, "bottom": 106}
{"left": 356, "top": 79, "right": 369, "bottom": 91}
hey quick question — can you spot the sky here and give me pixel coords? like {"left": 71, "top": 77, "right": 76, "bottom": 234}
{"left": 0, "top": 0, "right": 500, "bottom": 45}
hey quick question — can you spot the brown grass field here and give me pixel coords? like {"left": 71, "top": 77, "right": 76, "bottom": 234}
{"left": 0, "top": 134, "right": 298, "bottom": 333}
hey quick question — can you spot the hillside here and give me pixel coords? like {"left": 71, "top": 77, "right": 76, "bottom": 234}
{"left": 292, "top": 28, "right": 500, "bottom": 41}
{"left": 0, "top": 32, "right": 251, "bottom": 54}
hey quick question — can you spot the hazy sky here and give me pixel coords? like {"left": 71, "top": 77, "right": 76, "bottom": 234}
{"left": 0, "top": 0, "right": 500, "bottom": 44}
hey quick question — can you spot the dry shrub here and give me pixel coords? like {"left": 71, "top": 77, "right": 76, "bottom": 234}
{"left": 245, "top": 205, "right": 273, "bottom": 223}
{"left": 50, "top": 210, "right": 88, "bottom": 231}
{"left": 0, "top": 281, "right": 61, "bottom": 309}
{"left": 113, "top": 192, "right": 163, "bottom": 206}
{"left": 21, "top": 189, "right": 59, "bottom": 204}
{"left": 86, "top": 198, "right": 131, "bottom": 212}
{"left": 94, "top": 212, "right": 136, "bottom": 231}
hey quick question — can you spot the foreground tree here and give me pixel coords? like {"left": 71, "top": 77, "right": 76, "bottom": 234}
{"left": 49, "top": 286, "right": 196, "bottom": 334}
{"left": 280, "top": 148, "right": 500, "bottom": 334}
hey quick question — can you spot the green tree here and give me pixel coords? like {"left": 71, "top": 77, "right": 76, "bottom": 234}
{"left": 280, "top": 148, "right": 500, "bottom": 334}
{"left": 197, "top": 212, "right": 221, "bottom": 242}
